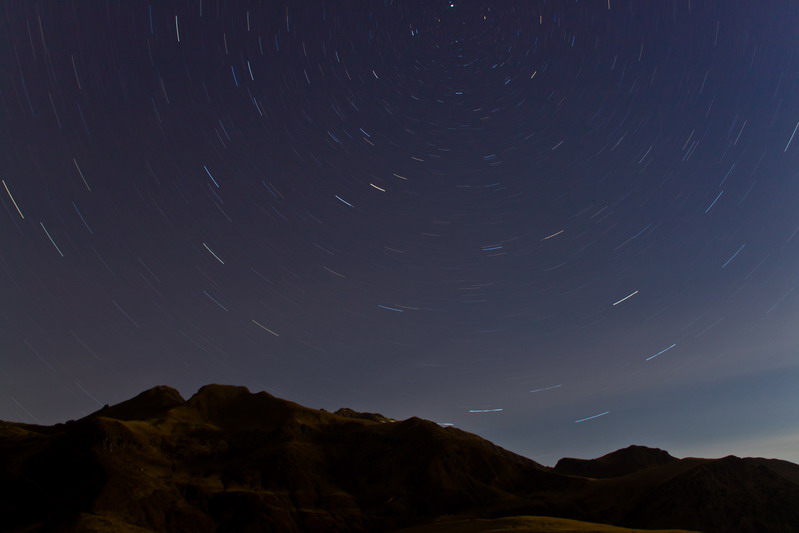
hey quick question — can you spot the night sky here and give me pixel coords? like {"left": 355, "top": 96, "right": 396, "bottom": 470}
{"left": 3, "top": 0, "right": 799, "bottom": 465}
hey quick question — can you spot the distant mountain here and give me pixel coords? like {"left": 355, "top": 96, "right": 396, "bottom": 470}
{"left": 1, "top": 384, "right": 797, "bottom": 533}
{"left": 554, "top": 444, "right": 678, "bottom": 478}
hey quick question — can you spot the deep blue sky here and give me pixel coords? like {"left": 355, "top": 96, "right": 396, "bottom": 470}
{"left": 2, "top": 0, "right": 799, "bottom": 464}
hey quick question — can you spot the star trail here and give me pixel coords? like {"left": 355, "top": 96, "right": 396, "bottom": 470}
{"left": 2, "top": 0, "right": 799, "bottom": 464}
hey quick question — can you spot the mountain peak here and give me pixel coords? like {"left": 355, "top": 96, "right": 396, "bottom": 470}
{"left": 89, "top": 385, "right": 184, "bottom": 421}
{"left": 180, "top": 383, "right": 326, "bottom": 430}
{"left": 194, "top": 383, "right": 254, "bottom": 396}
{"left": 554, "top": 444, "right": 678, "bottom": 479}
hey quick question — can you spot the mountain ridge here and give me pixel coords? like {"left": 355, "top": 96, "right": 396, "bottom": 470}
{"left": 1, "top": 384, "right": 797, "bottom": 533}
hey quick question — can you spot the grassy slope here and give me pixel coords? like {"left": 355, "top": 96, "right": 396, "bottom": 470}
{"left": 394, "top": 515, "right": 699, "bottom": 533}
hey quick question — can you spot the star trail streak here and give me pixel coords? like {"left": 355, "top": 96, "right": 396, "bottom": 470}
{"left": 2, "top": 180, "right": 24, "bottom": 218}
{"left": 612, "top": 291, "right": 639, "bottom": 306}
{"left": 645, "top": 344, "right": 677, "bottom": 361}
{"left": 575, "top": 411, "right": 610, "bottom": 424}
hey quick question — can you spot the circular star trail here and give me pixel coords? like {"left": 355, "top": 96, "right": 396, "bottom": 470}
{"left": 2, "top": 1, "right": 799, "bottom": 463}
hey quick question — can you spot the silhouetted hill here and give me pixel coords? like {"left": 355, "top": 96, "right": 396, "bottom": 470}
{"left": 554, "top": 445, "right": 678, "bottom": 478}
{"left": 1, "top": 384, "right": 797, "bottom": 532}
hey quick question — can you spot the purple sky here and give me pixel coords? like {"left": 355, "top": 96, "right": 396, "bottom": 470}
{"left": 2, "top": 1, "right": 798, "bottom": 464}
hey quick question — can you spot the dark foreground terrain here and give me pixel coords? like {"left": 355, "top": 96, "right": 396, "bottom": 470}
{"left": 1, "top": 384, "right": 797, "bottom": 532}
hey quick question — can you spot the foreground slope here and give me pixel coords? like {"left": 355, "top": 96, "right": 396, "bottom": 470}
{"left": 0, "top": 384, "right": 797, "bottom": 533}
{"left": 395, "top": 515, "right": 696, "bottom": 533}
